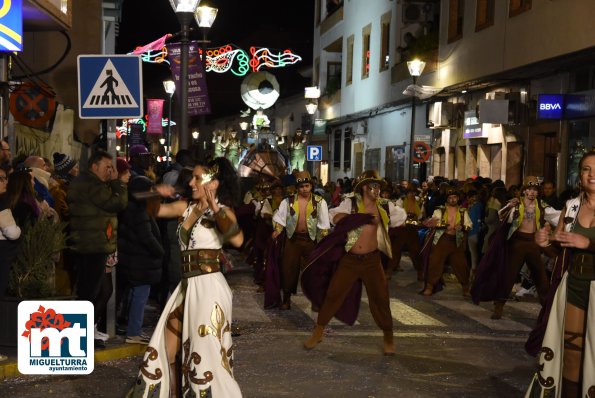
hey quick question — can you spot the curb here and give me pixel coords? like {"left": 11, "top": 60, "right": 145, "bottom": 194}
{"left": 0, "top": 342, "right": 147, "bottom": 380}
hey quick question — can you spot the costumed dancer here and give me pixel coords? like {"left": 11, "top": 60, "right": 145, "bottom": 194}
{"left": 302, "top": 170, "right": 406, "bottom": 355}
{"left": 223, "top": 129, "right": 242, "bottom": 169}
{"left": 289, "top": 128, "right": 307, "bottom": 172}
{"left": 262, "top": 181, "right": 287, "bottom": 308}
{"left": 479, "top": 176, "right": 559, "bottom": 320}
{"left": 386, "top": 186, "right": 424, "bottom": 281}
{"left": 130, "top": 157, "right": 243, "bottom": 398}
{"left": 422, "top": 188, "right": 472, "bottom": 297}
{"left": 212, "top": 130, "right": 226, "bottom": 158}
{"left": 270, "top": 171, "right": 330, "bottom": 309}
{"left": 247, "top": 181, "right": 272, "bottom": 289}
{"left": 525, "top": 152, "right": 595, "bottom": 398}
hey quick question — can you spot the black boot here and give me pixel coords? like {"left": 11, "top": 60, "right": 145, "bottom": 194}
{"left": 280, "top": 291, "right": 291, "bottom": 310}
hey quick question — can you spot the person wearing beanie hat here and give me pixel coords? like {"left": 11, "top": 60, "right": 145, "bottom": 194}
{"left": 53, "top": 152, "right": 78, "bottom": 179}
{"left": 116, "top": 158, "right": 132, "bottom": 184}
{"left": 473, "top": 176, "right": 560, "bottom": 320}
{"left": 129, "top": 145, "right": 154, "bottom": 179}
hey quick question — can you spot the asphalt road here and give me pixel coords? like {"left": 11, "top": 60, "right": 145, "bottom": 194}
{"left": 3, "top": 252, "right": 540, "bottom": 397}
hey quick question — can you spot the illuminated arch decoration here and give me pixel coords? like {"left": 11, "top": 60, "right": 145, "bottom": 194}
{"left": 131, "top": 37, "right": 302, "bottom": 76}
{"left": 117, "top": 117, "right": 176, "bottom": 138}
{"left": 204, "top": 45, "right": 250, "bottom": 76}
{"left": 248, "top": 47, "right": 302, "bottom": 72}
{"left": 140, "top": 48, "right": 170, "bottom": 65}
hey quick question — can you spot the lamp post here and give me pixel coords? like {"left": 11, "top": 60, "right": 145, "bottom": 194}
{"left": 407, "top": 59, "right": 426, "bottom": 181}
{"left": 169, "top": 0, "right": 201, "bottom": 150}
{"left": 163, "top": 79, "right": 176, "bottom": 167}
{"left": 191, "top": 129, "right": 200, "bottom": 159}
{"left": 195, "top": 5, "right": 218, "bottom": 160}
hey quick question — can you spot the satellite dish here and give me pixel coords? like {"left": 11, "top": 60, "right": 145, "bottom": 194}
{"left": 240, "top": 71, "right": 280, "bottom": 110}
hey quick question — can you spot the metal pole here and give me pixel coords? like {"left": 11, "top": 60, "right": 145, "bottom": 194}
{"left": 178, "top": 11, "right": 193, "bottom": 150}
{"left": 408, "top": 76, "right": 417, "bottom": 180}
{"left": 167, "top": 94, "right": 172, "bottom": 167}
{"left": 200, "top": 28, "right": 209, "bottom": 162}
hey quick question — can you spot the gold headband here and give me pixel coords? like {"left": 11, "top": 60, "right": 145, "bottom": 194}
{"left": 201, "top": 164, "right": 219, "bottom": 185}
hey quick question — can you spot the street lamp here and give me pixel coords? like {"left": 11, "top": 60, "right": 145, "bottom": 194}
{"left": 407, "top": 59, "right": 426, "bottom": 180}
{"left": 305, "top": 101, "right": 318, "bottom": 115}
{"left": 195, "top": 5, "right": 218, "bottom": 150}
{"left": 192, "top": 130, "right": 199, "bottom": 140}
{"left": 305, "top": 86, "right": 320, "bottom": 118}
{"left": 169, "top": 0, "right": 201, "bottom": 150}
{"left": 163, "top": 79, "right": 176, "bottom": 167}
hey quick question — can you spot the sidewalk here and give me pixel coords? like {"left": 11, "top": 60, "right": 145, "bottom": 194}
{"left": 0, "top": 250, "right": 249, "bottom": 381}
{"left": 0, "top": 336, "right": 148, "bottom": 380}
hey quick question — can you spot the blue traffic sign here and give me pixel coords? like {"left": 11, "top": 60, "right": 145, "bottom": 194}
{"left": 78, "top": 55, "right": 143, "bottom": 119}
{"left": 0, "top": 0, "right": 22, "bottom": 52}
{"left": 307, "top": 145, "right": 322, "bottom": 161}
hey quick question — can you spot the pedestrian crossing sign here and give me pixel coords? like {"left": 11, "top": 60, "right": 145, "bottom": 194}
{"left": 77, "top": 55, "right": 143, "bottom": 119}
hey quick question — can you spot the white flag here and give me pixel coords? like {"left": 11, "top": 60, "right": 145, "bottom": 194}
{"left": 403, "top": 84, "right": 442, "bottom": 99}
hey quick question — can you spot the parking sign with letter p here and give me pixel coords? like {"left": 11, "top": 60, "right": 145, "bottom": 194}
{"left": 307, "top": 145, "right": 322, "bottom": 161}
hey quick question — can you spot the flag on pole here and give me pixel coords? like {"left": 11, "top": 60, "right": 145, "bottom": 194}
{"left": 146, "top": 99, "right": 164, "bottom": 135}
{"left": 131, "top": 34, "right": 171, "bottom": 55}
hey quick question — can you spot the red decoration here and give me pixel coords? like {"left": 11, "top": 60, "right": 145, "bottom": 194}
{"left": 22, "top": 306, "right": 72, "bottom": 350}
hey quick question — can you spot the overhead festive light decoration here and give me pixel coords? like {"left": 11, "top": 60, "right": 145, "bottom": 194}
{"left": 140, "top": 48, "right": 170, "bottom": 64}
{"left": 161, "top": 117, "right": 177, "bottom": 127}
{"left": 204, "top": 45, "right": 250, "bottom": 76}
{"left": 133, "top": 36, "right": 302, "bottom": 76}
{"left": 116, "top": 117, "right": 175, "bottom": 138}
{"left": 248, "top": 47, "right": 302, "bottom": 72}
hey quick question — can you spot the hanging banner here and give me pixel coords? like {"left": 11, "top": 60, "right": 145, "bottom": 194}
{"left": 128, "top": 123, "right": 145, "bottom": 147}
{"left": 146, "top": 99, "right": 164, "bottom": 134}
{"left": 167, "top": 41, "right": 211, "bottom": 116}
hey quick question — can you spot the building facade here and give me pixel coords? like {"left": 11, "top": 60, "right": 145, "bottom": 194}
{"left": 314, "top": 0, "right": 595, "bottom": 190}
{"left": 1, "top": 0, "right": 118, "bottom": 161}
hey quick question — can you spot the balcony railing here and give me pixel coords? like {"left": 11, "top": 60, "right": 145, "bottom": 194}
{"left": 320, "top": 3, "right": 343, "bottom": 36}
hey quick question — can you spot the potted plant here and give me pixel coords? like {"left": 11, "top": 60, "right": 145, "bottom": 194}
{"left": 0, "top": 217, "right": 68, "bottom": 346}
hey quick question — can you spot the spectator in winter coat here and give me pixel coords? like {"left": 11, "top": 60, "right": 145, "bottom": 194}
{"left": 118, "top": 175, "right": 164, "bottom": 344}
{"left": 68, "top": 150, "right": 128, "bottom": 347}
{"left": 0, "top": 166, "right": 22, "bottom": 298}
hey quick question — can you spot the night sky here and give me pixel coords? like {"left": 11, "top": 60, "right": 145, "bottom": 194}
{"left": 116, "top": 0, "right": 314, "bottom": 120}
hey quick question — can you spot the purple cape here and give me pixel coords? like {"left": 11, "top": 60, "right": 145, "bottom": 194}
{"left": 301, "top": 213, "right": 373, "bottom": 326}
{"left": 264, "top": 230, "right": 285, "bottom": 308}
{"left": 525, "top": 248, "right": 571, "bottom": 356}
{"left": 470, "top": 222, "right": 510, "bottom": 304}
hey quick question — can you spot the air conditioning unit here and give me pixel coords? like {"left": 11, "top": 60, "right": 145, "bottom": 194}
{"left": 478, "top": 99, "right": 509, "bottom": 124}
{"left": 426, "top": 102, "right": 455, "bottom": 129}
{"left": 402, "top": 1, "right": 434, "bottom": 24}
{"left": 354, "top": 121, "right": 368, "bottom": 135}
{"left": 506, "top": 92, "right": 528, "bottom": 125}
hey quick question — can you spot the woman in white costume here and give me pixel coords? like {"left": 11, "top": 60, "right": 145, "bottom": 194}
{"left": 527, "top": 151, "right": 595, "bottom": 398}
{"left": 130, "top": 157, "right": 243, "bottom": 398}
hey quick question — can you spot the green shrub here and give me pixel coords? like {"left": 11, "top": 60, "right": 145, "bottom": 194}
{"left": 9, "top": 217, "right": 68, "bottom": 298}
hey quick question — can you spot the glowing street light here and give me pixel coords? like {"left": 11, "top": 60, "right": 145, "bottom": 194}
{"left": 169, "top": 0, "right": 201, "bottom": 150}
{"left": 163, "top": 79, "right": 176, "bottom": 167}
{"left": 407, "top": 59, "right": 426, "bottom": 180}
